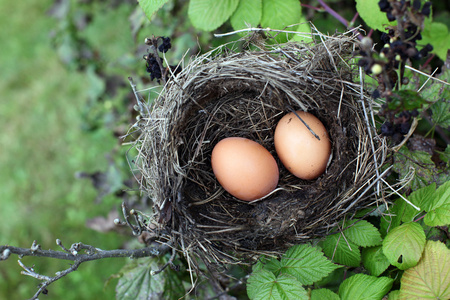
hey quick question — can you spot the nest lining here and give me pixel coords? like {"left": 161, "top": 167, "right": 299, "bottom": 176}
{"left": 132, "top": 33, "right": 386, "bottom": 267}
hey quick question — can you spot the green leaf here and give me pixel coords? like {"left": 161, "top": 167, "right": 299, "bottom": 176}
{"left": 387, "top": 290, "right": 400, "bottom": 300}
{"left": 387, "top": 90, "right": 429, "bottom": 111}
{"left": 355, "top": 0, "right": 395, "bottom": 31}
{"left": 230, "top": 0, "right": 262, "bottom": 31}
{"left": 253, "top": 256, "right": 282, "bottom": 274}
{"left": 437, "top": 145, "right": 450, "bottom": 168}
{"left": 291, "top": 15, "right": 313, "bottom": 42}
{"left": 188, "top": 0, "right": 240, "bottom": 31}
{"left": 408, "top": 183, "right": 436, "bottom": 212}
{"left": 338, "top": 274, "right": 393, "bottom": 300}
{"left": 138, "top": 0, "right": 170, "bottom": 20}
{"left": 321, "top": 234, "right": 361, "bottom": 267}
{"left": 343, "top": 220, "right": 382, "bottom": 247}
{"left": 393, "top": 146, "right": 448, "bottom": 190}
{"left": 280, "top": 244, "right": 340, "bottom": 285}
{"left": 311, "top": 288, "right": 340, "bottom": 300}
{"left": 422, "top": 20, "right": 450, "bottom": 61}
{"left": 115, "top": 257, "right": 184, "bottom": 300}
{"left": 380, "top": 198, "right": 414, "bottom": 237}
{"left": 362, "top": 246, "right": 391, "bottom": 276}
{"left": 247, "top": 270, "right": 308, "bottom": 300}
{"left": 415, "top": 181, "right": 450, "bottom": 226}
{"left": 260, "top": 0, "right": 301, "bottom": 39}
{"left": 400, "top": 240, "right": 450, "bottom": 300}
{"left": 382, "top": 222, "right": 426, "bottom": 270}
{"left": 430, "top": 100, "right": 450, "bottom": 128}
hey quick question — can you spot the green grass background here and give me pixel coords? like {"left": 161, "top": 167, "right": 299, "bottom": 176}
{"left": 0, "top": 0, "right": 133, "bottom": 298}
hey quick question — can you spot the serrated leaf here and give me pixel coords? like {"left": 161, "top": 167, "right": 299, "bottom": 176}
{"left": 291, "top": 15, "right": 313, "bottom": 42}
{"left": 230, "top": 0, "right": 262, "bottom": 31}
{"left": 247, "top": 270, "right": 308, "bottom": 300}
{"left": 338, "top": 274, "right": 393, "bottom": 300}
{"left": 355, "top": 0, "right": 395, "bottom": 31}
{"left": 399, "top": 240, "right": 450, "bottom": 300}
{"left": 253, "top": 256, "right": 282, "bottom": 274}
{"left": 430, "top": 100, "right": 450, "bottom": 128}
{"left": 280, "top": 244, "right": 340, "bottom": 285}
{"left": 422, "top": 20, "right": 450, "bottom": 61}
{"left": 138, "top": 0, "right": 170, "bottom": 20}
{"left": 393, "top": 147, "right": 448, "bottom": 190}
{"left": 260, "top": 0, "right": 301, "bottom": 40}
{"left": 362, "top": 246, "right": 391, "bottom": 276}
{"left": 116, "top": 257, "right": 184, "bottom": 300}
{"left": 437, "top": 145, "right": 450, "bottom": 167}
{"left": 321, "top": 234, "right": 361, "bottom": 267}
{"left": 388, "top": 290, "right": 400, "bottom": 300}
{"left": 188, "top": 0, "right": 239, "bottom": 31}
{"left": 425, "top": 203, "right": 450, "bottom": 226}
{"left": 343, "top": 220, "right": 382, "bottom": 247}
{"left": 380, "top": 199, "right": 411, "bottom": 237}
{"left": 382, "top": 222, "right": 426, "bottom": 270}
{"left": 388, "top": 90, "right": 429, "bottom": 111}
{"left": 408, "top": 183, "right": 436, "bottom": 212}
{"left": 311, "top": 288, "right": 340, "bottom": 300}
{"left": 423, "top": 181, "right": 450, "bottom": 226}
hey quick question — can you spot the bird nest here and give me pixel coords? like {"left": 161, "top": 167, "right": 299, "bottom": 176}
{"left": 130, "top": 32, "right": 387, "bottom": 271}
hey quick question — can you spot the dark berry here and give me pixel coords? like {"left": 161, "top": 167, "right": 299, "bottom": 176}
{"left": 424, "top": 44, "right": 433, "bottom": 52}
{"left": 411, "top": 109, "right": 419, "bottom": 117}
{"left": 379, "top": 0, "right": 391, "bottom": 12}
{"left": 387, "top": 12, "right": 396, "bottom": 22}
{"left": 381, "top": 122, "right": 394, "bottom": 136}
{"left": 421, "top": 2, "right": 431, "bottom": 17}
{"left": 381, "top": 33, "right": 390, "bottom": 44}
{"left": 372, "top": 89, "right": 381, "bottom": 99}
{"left": 399, "top": 122, "right": 411, "bottom": 134}
{"left": 158, "top": 37, "right": 172, "bottom": 53}
{"left": 412, "top": 0, "right": 421, "bottom": 10}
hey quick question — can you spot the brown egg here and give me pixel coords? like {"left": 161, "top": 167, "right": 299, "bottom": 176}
{"left": 274, "top": 111, "right": 331, "bottom": 180}
{"left": 211, "top": 137, "right": 279, "bottom": 201}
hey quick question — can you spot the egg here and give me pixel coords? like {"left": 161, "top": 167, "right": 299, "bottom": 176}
{"left": 211, "top": 137, "right": 279, "bottom": 201}
{"left": 274, "top": 111, "right": 331, "bottom": 180}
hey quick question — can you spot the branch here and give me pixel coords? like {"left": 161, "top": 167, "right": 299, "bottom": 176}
{"left": 1, "top": 240, "right": 170, "bottom": 300}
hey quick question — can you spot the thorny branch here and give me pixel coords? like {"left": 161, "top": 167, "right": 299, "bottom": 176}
{"left": 0, "top": 203, "right": 170, "bottom": 300}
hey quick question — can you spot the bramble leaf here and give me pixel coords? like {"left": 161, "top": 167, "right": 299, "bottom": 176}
{"left": 230, "top": 0, "right": 262, "bottom": 31}
{"left": 355, "top": 0, "right": 395, "bottom": 31}
{"left": 424, "top": 180, "right": 450, "bottom": 226}
{"left": 408, "top": 183, "right": 436, "bottom": 212}
{"left": 188, "top": 0, "right": 239, "bottom": 31}
{"left": 253, "top": 256, "right": 282, "bottom": 274}
{"left": 393, "top": 147, "right": 448, "bottom": 190}
{"left": 379, "top": 198, "right": 414, "bottom": 237}
{"left": 362, "top": 245, "right": 391, "bottom": 276}
{"left": 338, "top": 274, "right": 393, "bottom": 300}
{"left": 311, "top": 288, "right": 340, "bottom": 300}
{"left": 321, "top": 233, "right": 361, "bottom": 267}
{"left": 247, "top": 270, "right": 308, "bottom": 300}
{"left": 388, "top": 290, "right": 400, "bottom": 300}
{"left": 437, "top": 145, "right": 450, "bottom": 168}
{"left": 260, "top": 0, "right": 301, "bottom": 41}
{"left": 115, "top": 256, "right": 184, "bottom": 300}
{"left": 138, "top": 0, "right": 170, "bottom": 20}
{"left": 422, "top": 20, "right": 450, "bottom": 61}
{"left": 382, "top": 222, "right": 426, "bottom": 270}
{"left": 280, "top": 244, "right": 340, "bottom": 285}
{"left": 343, "top": 219, "right": 382, "bottom": 247}
{"left": 399, "top": 240, "right": 450, "bottom": 300}
{"left": 430, "top": 100, "right": 450, "bottom": 128}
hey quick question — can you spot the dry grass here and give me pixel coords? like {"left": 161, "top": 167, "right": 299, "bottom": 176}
{"left": 128, "top": 30, "right": 389, "bottom": 276}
